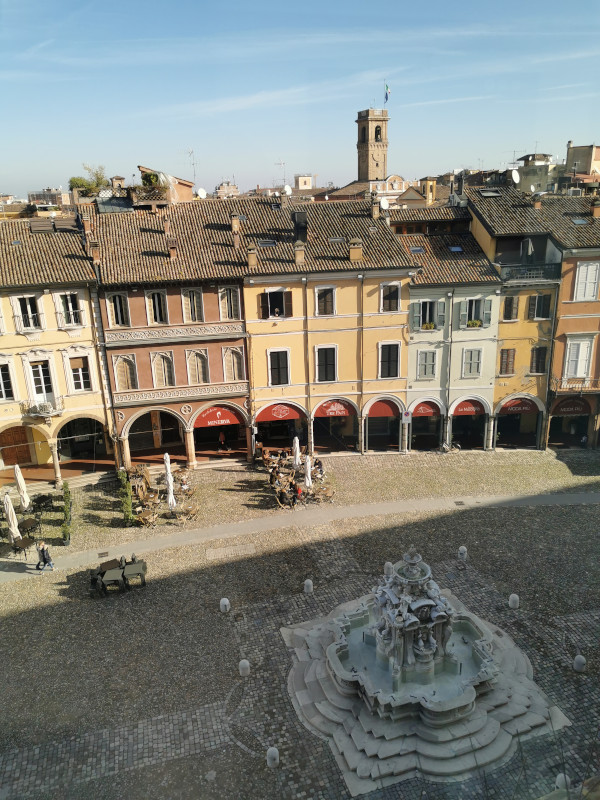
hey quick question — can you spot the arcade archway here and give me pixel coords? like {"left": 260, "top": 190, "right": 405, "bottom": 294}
{"left": 313, "top": 399, "right": 358, "bottom": 452}
{"left": 365, "top": 399, "right": 401, "bottom": 451}
{"left": 496, "top": 397, "right": 542, "bottom": 449}
{"left": 410, "top": 400, "right": 443, "bottom": 451}
{"left": 450, "top": 399, "right": 487, "bottom": 450}
{"left": 255, "top": 403, "right": 308, "bottom": 450}
{"left": 548, "top": 397, "right": 591, "bottom": 448}
{"left": 193, "top": 404, "right": 248, "bottom": 459}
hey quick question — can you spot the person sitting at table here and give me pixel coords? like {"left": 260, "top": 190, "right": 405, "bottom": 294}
{"left": 269, "top": 468, "right": 278, "bottom": 487}
{"left": 313, "top": 458, "right": 324, "bottom": 480}
{"left": 290, "top": 480, "right": 302, "bottom": 507}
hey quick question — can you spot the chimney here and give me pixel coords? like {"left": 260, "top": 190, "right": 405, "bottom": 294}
{"left": 167, "top": 236, "right": 177, "bottom": 260}
{"left": 349, "top": 238, "right": 363, "bottom": 262}
{"left": 533, "top": 197, "right": 542, "bottom": 210}
{"left": 567, "top": 140, "right": 573, "bottom": 151}
{"left": 291, "top": 210, "right": 308, "bottom": 243}
{"left": 247, "top": 245, "right": 257, "bottom": 269}
{"left": 231, "top": 213, "right": 240, "bottom": 234}
{"left": 89, "top": 239, "right": 100, "bottom": 265}
{"left": 592, "top": 200, "right": 600, "bottom": 218}
{"left": 82, "top": 215, "right": 92, "bottom": 235}
{"left": 164, "top": 218, "right": 170, "bottom": 236}
{"left": 450, "top": 178, "right": 455, "bottom": 195}
{"left": 294, "top": 241, "right": 305, "bottom": 266}
{"left": 371, "top": 194, "right": 380, "bottom": 220}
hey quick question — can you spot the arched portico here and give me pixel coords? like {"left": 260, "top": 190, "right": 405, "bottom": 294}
{"left": 191, "top": 402, "right": 251, "bottom": 462}
{"left": 312, "top": 398, "right": 359, "bottom": 453}
{"left": 120, "top": 407, "right": 188, "bottom": 470}
{"left": 493, "top": 394, "right": 545, "bottom": 450}
{"left": 254, "top": 401, "right": 308, "bottom": 453}
{"left": 448, "top": 395, "right": 492, "bottom": 451}
{"left": 363, "top": 396, "right": 404, "bottom": 452}
{"left": 408, "top": 398, "right": 445, "bottom": 451}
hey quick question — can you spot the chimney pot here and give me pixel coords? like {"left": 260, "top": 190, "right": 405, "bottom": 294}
{"left": 231, "top": 214, "right": 240, "bottom": 234}
{"left": 592, "top": 201, "right": 600, "bottom": 218}
{"left": 371, "top": 194, "right": 380, "bottom": 220}
{"left": 247, "top": 245, "right": 258, "bottom": 268}
{"left": 533, "top": 198, "right": 542, "bottom": 210}
{"left": 167, "top": 236, "right": 177, "bottom": 259}
{"left": 349, "top": 238, "right": 363, "bottom": 262}
{"left": 164, "top": 218, "right": 170, "bottom": 236}
{"left": 82, "top": 216, "right": 91, "bottom": 235}
{"left": 233, "top": 231, "right": 240, "bottom": 249}
{"left": 294, "top": 241, "right": 305, "bottom": 266}
{"left": 89, "top": 239, "right": 100, "bottom": 265}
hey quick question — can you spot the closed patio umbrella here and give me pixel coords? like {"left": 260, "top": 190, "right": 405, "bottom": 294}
{"left": 292, "top": 437, "right": 301, "bottom": 469}
{"left": 163, "top": 452, "right": 172, "bottom": 480}
{"left": 304, "top": 456, "right": 313, "bottom": 491}
{"left": 166, "top": 471, "right": 177, "bottom": 513}
{"left": 14, "top": 465, "right": 31, "bottom": 512}
{"left": 3, "top": 493, "right": 21, "bottom": 544}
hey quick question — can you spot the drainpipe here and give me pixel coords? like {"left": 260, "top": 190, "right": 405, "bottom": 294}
{"left": 542, "top": 277, "right": 562, "bottom": 449}
{"left": 444, "top": 290, "right": 455, "bottom": 446}
{"left": 303, "top": 276, "right": 313, "bottom": 454}
{"left": 358, "top": 273, "right": 365, "bottom": 453}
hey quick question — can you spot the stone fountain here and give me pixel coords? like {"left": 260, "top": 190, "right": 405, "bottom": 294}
{"left": 282, "top": 547, "right": 569, "bottom": 796}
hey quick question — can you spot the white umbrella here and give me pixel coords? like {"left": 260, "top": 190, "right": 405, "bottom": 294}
{"left": 292, "top": 437, "right": 301, "bottom": 469}
{"left": 3, "top": 493, "right": 21, "bottom": 544}
{"left": 165, "top": 471, "right": 177, "bottom": 512}
{"left": 304, "top": 456, "right": 313, "bottom": 490}
{"left": 14, "top": 465, "right": 31, "bottom": 512}
{"left": 163, "top": 452, "right": 172, "bottom": 481}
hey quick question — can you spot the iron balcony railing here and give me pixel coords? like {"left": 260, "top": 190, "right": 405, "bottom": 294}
{"left": 551, "top": 377, "right": 600, "bottom": 392}
{"left": 500, "top": 264, "right": 561, "bottom": 282}
{"left": 13, "top": 312, "right": 45, "bottom": 333}
{"left": 20, "top": 397, "right": 64, "bottom": 418}
{"left": 57, "top": 308, "right": 86, "bottom": 328}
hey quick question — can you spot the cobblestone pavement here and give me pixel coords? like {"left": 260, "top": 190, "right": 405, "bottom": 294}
{"left": 1, "top": 452, "right": 599, "bottom": 799}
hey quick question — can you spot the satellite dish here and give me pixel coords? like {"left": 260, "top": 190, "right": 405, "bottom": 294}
{"left": 284, "top": 184, "right": 292, "bottom": 196}
{"left": 196, "top": 188, "right": 207, "bottom": 199}
{"left": 530, "top": 185, "right": 536, "bottom": 193}
{"left": 274, "top": 191, "right": 280, "bottom": 197}
{"left": 324, "top": 194, "right": 329, "bottom": 201}
{"left": 511, "top": 169, "right": 520, "bottom": 184}
{"left": 50, "top": 211, "right": 56, "bottom": 219}
{"left": 380, "top": 197, "right": 390, "bottom": 210}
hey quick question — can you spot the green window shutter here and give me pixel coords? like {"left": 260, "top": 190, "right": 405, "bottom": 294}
{"left": 482, "top": 299, "right": 492, "bottom": 327}
{"left": 411, "top": 302, "right": 421, "bottom": 331}
{"left": 459, "top": 300, "right": 468, "bottom": 329}
{"left": 528, "top": 295, "right": 537, "bottom": 320}
{"left": 512, "top": 296, "right": 519, "bottom": 320}
{"left": 436, "top": 299, "right": 446, "bottom": 329}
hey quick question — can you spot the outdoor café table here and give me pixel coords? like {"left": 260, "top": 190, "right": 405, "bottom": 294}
{"left": 13, "top": 536, "right": 35, "bottom": 560}
{"left": 100, "top": 558, "right": 120, "bottom": 571}
{"left": 130, "top": 475, "right": 148, "bottom": 499}
{"left": 18, "top": 518, "right": 40, "bottom": 537}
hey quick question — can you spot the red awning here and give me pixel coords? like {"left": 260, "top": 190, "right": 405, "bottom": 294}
{"left": 194, "top": 405, "right": 244, "bottom": 428}
{"left": 412, "top": 401, "right": 441, "bottom": 418}
{"left": 499, "top": 398, "right": 539, "bottom": 415}
{"left": 368, "top": 400, "right": 400, "bottom": 418}
{"left": 453, "top": 400, "right": 485, "bottom": 416}
{"left": 552, "top": 397, "right": 591, "bottom": 416}
{"left": 256, "top": 403, "right": 304, "bottom": 422}
{"left": 314, "top": 399, "right": 356, "bottom": 418}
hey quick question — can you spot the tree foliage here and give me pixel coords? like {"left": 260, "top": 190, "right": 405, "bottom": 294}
{"left": 68, "top": 164, "right": 110, "bottom": 194}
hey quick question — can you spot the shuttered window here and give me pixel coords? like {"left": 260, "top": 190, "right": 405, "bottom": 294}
{"left": 565, "top": 339, "right": 592, "bottom": 378}
{"left": 499, "top": 348, "right": 516, "bottom": 375}
{"left": 317, "top": 288, "right": 334, "bottom": 316}
{"left": 259, "top": 290, "right": 292, "bottom": 318}
{"left": 223, "top": 348, "right": 244, "bottom": 381}
{"left": 503, "top": 296, "right": 519, "bottom": 320}
{"left": 219, "top": 287, "right": 240, "bottom": 320}
{"left": 381, "top": 284, "right": 399, "bottom": 312}
{"left": 116, "top": 357, "right": 137, "bottom": 391}
{"left": 152, "top": 353, "right": 175, "bottom": 387}
{"left": 528, "top": 294, "right": 551, "bottom": 319}
{"left": 269, "top": 351, "right": 289, "bottom": 385}
{"left": 463, "top": 348, "right": 482, "bottom": 377}
{"left": 417, "top": 350, "right": 436, "bottom": 379}
{"left": 530, "top": 347, "right": 547, "bottom": 374}
{"left": 61, "top": 294, "right": 82, "bottom": 325}
{"left": 187, "top": 350, "right": 208, "bottom": 384}
{"left": 147, "top": 291, "right": 167, "bottom": 324}
{"left": 70, "top": 356, "right": 91, "bottom": 391}
{"left": 109, "top": 294, "right": 129, "bottom": 326}
{"left": 183, "top": 290, "right": 203, "bottom": 323}
{"left": 317, "top": 347, "right": 336, "bottom": 382}
{"left": 379, "top": 344, "right": 399, "bottom": 378}
{"left": 574, "top": 262, "right": 600, "bottom": 301}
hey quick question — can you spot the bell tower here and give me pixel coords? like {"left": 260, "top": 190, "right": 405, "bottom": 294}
{"left": 356, "top": 108, "right": 389, "bottom": 182}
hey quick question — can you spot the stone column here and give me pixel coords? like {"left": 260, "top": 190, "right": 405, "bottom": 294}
{"left": 120, "top": 436, "right": 132, "bottom": 471}
{"left": 485, "top": 415, "right": 495, "bottom": 450}
{"left": 151, "top": 410, "right": 161, "bottom": 449}
{"left": 400, "top": 423, "right": 408, "bottom": 453}
{"left": 184, "top": 428, "right": 197, "bottom": 469}
{"left": 49, "top": 441, "right": 63, "bottom": 488}
{"left": 443, "top": 415, "right": 451, "bottom": 446}
{"left": 358, "top": 417, "right": 366, "bottom": 454}
{"left": 307, "top": 417, "right": 314, "bottom": 455}
{"left": 245, "top": 425, "right": 252, "bottom": 463}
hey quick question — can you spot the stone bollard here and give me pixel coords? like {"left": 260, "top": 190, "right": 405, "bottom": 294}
{"left": 220, "top": 598, "right": 231, "bottom": 613}
{"left": 304, "top": 579, "right": 313, "bottom": 594}
{"left": 508, "top": 594, "right": 519, "bottom": 610}
{"left": 239, "top": 659, "right": 250, "bottom": 677}
{"left": 266, "top": 747, "right": 279, "bottom": 768}
{"left": 555, "top": 773, "right": 571, "bottom": 790}
{"left": 573, "top": 654, "right": 586, "bottom": 673}
{"left": 458, "top": 546, "right": 467, "bottom": 562}
{"left": 384, "top": 562, "right": 394, "bottom": 577}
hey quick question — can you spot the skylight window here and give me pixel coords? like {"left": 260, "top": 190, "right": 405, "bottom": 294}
{"left": 328, "top": 236, "right": 345, "bottom": 244}
{"left": 258, "top": 239, "right": 277, "bottom": 247}
{"left": 573, "top": 218, "right": 588, "bottom": 225}
{"left": 448, "top": 245, "right": 463, "bottom": 252}
{"left": 271, "top": 203, "right": 281, "bottom": 210}
{"left": 479, "top": 189, "right": 501, "bottom": 198}
{"left": 239, "top": 214, "right": 247, "bottom": 222}
{"left": 410, "top": 246, "right": 425, "bottom": 254}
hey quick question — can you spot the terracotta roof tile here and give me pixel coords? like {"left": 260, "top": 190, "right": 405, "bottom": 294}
{"left": 388, "top": 205, "right": 470, "bottom": 222}
{"left": 0, "top": 219, "right": 94, "bottom": 288}
{"left": 465, "top": 186, "right": 550, "bottom": 235}
{"left": 398, "top": 233, "right": 500, "bottom": 286}
{"left": 537, "top": 197, "right": 600, "bottom": 249}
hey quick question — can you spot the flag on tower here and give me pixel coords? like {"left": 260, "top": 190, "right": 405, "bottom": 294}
{"left": 384, "top": 83, "right": 391, "bottom": 104}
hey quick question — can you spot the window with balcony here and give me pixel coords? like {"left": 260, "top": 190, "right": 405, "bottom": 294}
{"left": 574, "top": 262, "right": 599, "bottom": 301}
{"left": 316, "top": 346, "right": 336, "bottom": 382}
{"left": 147, "top": 291, "right": 168, "bottom": 325}
{"left": 417, "top": 350, "right": 436, "bottom": 379}
{"left": 152, "top": 352, "right": 175, "bottom": 388}
{"left": 268, "top": 350, "right": 290, "bottom": 386}
{"left": 219, "top": 286, "right": 241, "bottom": 320}
{"left": 379, "top": 343, "right": 400, "bottom": 378}
{"left": 17, "top": 297, "right": 41, "bottom": 330}
{"left": 115, "top": 356, "right": 138, "bottom": 391}
{"left": 499, "top": 348, "right": 515, "bottom": 375}
{"left": 528, "top": 294, "right": 551, "bottom": 320}
{"left": 61, "top": 294, "right": 82, "bottom": 326}
{"left": 0, "top": 364, "right": 14, "bottom": 400}
{"left": 108, "top": 294, "right": 130, "bottom": 327}
{"left": 70, "top": 356, "right": 91, "bottom": 391}
{"left": 380, "top": 284, "right": 399, "bottom": 312}
{"left": 30, "top": 361, "right": 53, "bottom": 403}
{"left": 187, "top": 350, "right": 209, "bottom": 384}
{"left": 223, "top": 347, "right": 244, "bottom": 381}
{"left": 259, "top": 289, "right": 292, "bottom": 318}
{"left": 458, "top": 298, "right": 492, "bottom": 328}
{"left": 316, "top": 287, "right": 335, "bottom": 316}
{"left": 530, "top": 346, "right": 547, "bottom": 375}
{"left": 462, "top": 348, "right": 482, "bottom": 377}
{"left": 565, "top": 338, "right": 593, "bottom": 378}
{"left": 182, "top": 289, "right": 204, "bottom": 323}
{"left": 411, "top": 299, "right": 446, "bottom": 330}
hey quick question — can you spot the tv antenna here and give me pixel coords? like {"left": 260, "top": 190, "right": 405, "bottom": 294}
{"left": 187, "top": 149, "right": 197, "bottom": 184}
{"left": 275, "top": 160, "right": 286, "bottom": 186}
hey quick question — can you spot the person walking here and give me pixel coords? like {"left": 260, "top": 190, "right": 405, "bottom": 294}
{"left": 35, "top": 540, "right": 44, "bottom": 570}
{"left": 40, "top": 542, "right": 54, "bottom": 572}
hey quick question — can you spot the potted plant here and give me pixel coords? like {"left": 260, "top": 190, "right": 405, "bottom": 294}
{"left": 422, "top": 321, "right": 435, "bottom": 330}
{"left": 467, "top": 319, "right": 482, "bottom": 327}
{"left": 61, "top": 521, "right": 71, "bottom": 546}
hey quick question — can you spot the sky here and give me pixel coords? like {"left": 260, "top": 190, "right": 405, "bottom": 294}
{"left": 2, "top": 0, "right": 600, "bottom": 198}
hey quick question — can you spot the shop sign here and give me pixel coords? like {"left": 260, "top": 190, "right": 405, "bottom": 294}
{"left": 256, "top": 403, "right": 303, "bottom": 422}
{"left": 453, "top": 400, "right": 485, "bottom": 416}
{"left": 195, "top": 405, "right": 242, "bottom": 427}
{"left": 314, "top": 399, "right": 355, "bottom": 417}
{"left": 499, "top": 398, "right": 538, "bottom": 415}
{"left": 552, "top": 398, "right": 591, "bottom": 416}
{"left": 412, "top": 401, "right": 441, "bottom": 418}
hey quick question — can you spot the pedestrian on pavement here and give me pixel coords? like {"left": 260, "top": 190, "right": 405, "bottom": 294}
{"left": 41, "top": 542, "right": 54, "bottom": 571}
{"left": 35, "top": 540, "right": 44, "bottom": 570}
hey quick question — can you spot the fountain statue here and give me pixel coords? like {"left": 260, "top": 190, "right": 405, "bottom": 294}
{"left": 282, "top": 547, "right": 569, "bottom": 796}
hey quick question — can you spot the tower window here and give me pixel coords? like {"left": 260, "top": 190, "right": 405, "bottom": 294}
{"left": 361, "top": 126, "right": 366, "bottom": 143}
{"left": 375, "top": 125, "right": 382, "bottom": 142}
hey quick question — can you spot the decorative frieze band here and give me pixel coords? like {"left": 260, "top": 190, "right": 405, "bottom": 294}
{"left": 113, "top": 382, "right": 249, "bottom": 405}
{"left": 105, "top": 323, "right": 245, "bottom": 343}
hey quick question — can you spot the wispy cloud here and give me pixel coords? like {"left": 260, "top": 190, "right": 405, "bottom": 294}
{"left": 540, "top": 82, "right": 589, "bottom": 92}
{"left": 399, "top": 95, "right": 494, "bottom": 109}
